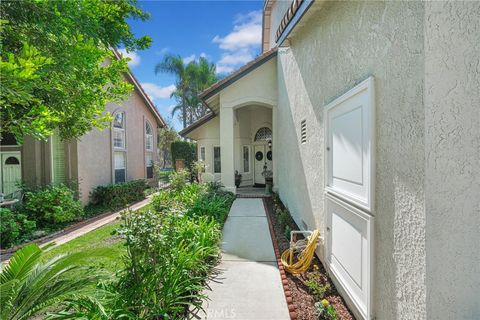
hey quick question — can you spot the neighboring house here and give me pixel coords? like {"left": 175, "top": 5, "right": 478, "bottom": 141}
{"left": 181, "top": 1, "right": 479, "bottom": 319}
{"left": 0, "top": 52, "right": 166, "bottom": 204}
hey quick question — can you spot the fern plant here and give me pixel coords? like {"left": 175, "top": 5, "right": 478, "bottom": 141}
{"left": 0, "top": 243, "right": 97, "bottom": 320}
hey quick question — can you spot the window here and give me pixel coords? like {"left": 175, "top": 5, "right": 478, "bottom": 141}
{"left": 114, "top": 151, "right": 126, "bottom": 183}
{"left": 146, "top": 153, "right": 153, "bottom": 179}
{"left": 113, "top": 112, "right": 126, "bottom": 149}
{"left": 301, "top": 120, "right": 307, "bottom": 144}
{"left": 213, "top": 146, "right": 221, "bottom": 173}
{"left": 254, "top": 127, "right": 272, "bottom": 141}
{"left": 243, "top": 145, "right": 250, "bottom": 173}
{"left": 200, "top": 146, "right": 206, "bottom": 162}
{"left": 145, "top": 121, "right": 153, "bottom": 151}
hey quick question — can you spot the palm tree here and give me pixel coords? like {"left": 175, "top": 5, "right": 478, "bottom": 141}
{"left": 0, "top": 244, "right": 98, "bottom": 320}
{"left": 155, "top": 55, "right": 217, "bottom": 129}
{"left": 155, "top": 55, "right": 190, "bottom": 129}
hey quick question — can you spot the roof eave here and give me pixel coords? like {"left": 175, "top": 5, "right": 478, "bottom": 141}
{"left": 178, "top": 112, "right": 217, "bottom": 138}
{"left": 112, "top": 48, "right": 167, "bottom": 127}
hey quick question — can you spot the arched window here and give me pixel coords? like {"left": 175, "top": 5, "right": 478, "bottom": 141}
{"left": 113, "top": 112, "right": 126, "bottom": 183}
{"left": 5, "top": 157, "right": 20, "bottom": 165}
{"left": 145, "top": 121, "right": 153, "bottom": 151}
{"left": 254, "top": 127, "right": 272, "bottom": 141}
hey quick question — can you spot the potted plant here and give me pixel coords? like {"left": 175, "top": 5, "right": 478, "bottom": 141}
{"left": 262, "top": 169, "right": 273, "bottom": 194}
{"left": 235, "top": 170, "right": 242, "bottom": 188}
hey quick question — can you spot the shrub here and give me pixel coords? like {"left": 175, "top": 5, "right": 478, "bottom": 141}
{"left": 171, "top": 141, "right": 196, "bottom": 170}
{"left": 168, "top": 169, "right": 189, "bottom": 191}
{"left": 116, "top": 208, "right": 222, "bottom": 318}
{"left": 90, "top": 179, "right": 148, "bottom": 209}
{"left": 284, "top": 225, "right": 292, "bottom": 240}
{"left": 1, "top": 243, "right": 98, "bottom": 319}
{"left": 21, "top": 184, "right": 83, "bottom": 226}
{"left": 0, "top": 208, "right": 36, "bottom": 248}
{"left": 279, "top": 210, "right": 292, "bottom": 229}
{"left": 315, "top": 299, "right": 338, "bottom": 320}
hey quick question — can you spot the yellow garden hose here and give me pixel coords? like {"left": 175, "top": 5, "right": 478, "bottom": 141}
{"left": 281, "top": 229, "right": 321, "bottom": 274}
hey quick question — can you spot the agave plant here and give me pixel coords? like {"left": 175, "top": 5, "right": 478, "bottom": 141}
{"left": 0, "top": 243, "right": 98, "bottom": 320}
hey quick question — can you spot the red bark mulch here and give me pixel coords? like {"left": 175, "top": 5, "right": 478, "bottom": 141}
{"left": 264, "top": 197, "right": 355, "bottom": 320}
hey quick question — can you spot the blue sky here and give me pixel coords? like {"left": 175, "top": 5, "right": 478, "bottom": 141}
{"left": 120, "top": 1, "right": 263, "bottom": 130}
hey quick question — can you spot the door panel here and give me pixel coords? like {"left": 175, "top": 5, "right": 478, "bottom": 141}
{"left": 1, "top": 152, "right": 22, "bottom": 195}
{"left": 254, "top": 145, "right": 265, "bottom": 185}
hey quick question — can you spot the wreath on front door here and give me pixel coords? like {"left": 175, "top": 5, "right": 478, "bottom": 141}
{"left": 267, "top": 150, "right": 272, "bottom": 161}
{"left": 255, "top": 151, "right": 263, "bottom": 161}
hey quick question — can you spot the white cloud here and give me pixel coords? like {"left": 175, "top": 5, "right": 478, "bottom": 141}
{"left": 217, "top": 51, "right": 253, "bottom": 65}
{"left": 155, "top": 47, "right": 169, "bottom": 55}
{"left": 141, "top": 83, "right": 176, "bottom": 100}
{"left": 213, "top": 10, "right": 262, "bottom": 51}
{"left": 213, "top": 10, "right": 262, "bottom": 74}
{"left": 118, "top": 48, "right": 141, "bottom": 67}
{"left": 183, "top": 54, "right": 196, "bottom": 64}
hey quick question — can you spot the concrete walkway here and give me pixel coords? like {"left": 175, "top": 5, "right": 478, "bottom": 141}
{"left": 198, "top": 198, "right": 290, "bottom": 320}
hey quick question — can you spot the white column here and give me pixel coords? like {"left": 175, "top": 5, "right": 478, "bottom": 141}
{"left": 220, "top": 106, "right": 235, "bottom": 192}
{"left": 272, "top": 106, "right": 279, "bottom": 192}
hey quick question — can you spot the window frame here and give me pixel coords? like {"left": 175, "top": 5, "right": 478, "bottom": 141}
{"left": 145, "top": 152, "right": 154, "bottom": 179}
{"left": 199, "top": 146, "right": 206, "bottom": 162}
{"left": 213, "top": 146, "right": 221, "bottom": 174}
{"left": 145, "top": 120, "right": 153, "bottom": 152}
{"left": 242, "top": 145, "right": 250, "bottom": 174}
{"left": 114, "top": 151, "right": 127, "bottom": 183}
{"left": 113, "top": 112, "right": 126, "bottom": 150}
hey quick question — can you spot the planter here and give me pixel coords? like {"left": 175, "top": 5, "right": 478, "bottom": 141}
{"left": 265, "top": 177, "right": 273, "bottom": 194}
{"left": 235, "top": 179, "right": 241, "bottom": 188}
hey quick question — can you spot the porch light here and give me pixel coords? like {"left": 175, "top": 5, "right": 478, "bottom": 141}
{"left": 268, "top": 140, "right": 272, "bottom": 149}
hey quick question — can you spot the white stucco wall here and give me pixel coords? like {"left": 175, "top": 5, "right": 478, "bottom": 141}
{"left": 276, "top": 1, "right": 426, "bottom": 318}
{"left": 268, "top": 0, "right": 292, "bottom": 46}
{"left": 424, "top": 2, "right": 480, "bottom": 319}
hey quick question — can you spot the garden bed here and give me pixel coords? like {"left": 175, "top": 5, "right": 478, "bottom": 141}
{"left": 264, "top": 196, "right": 355, "bottom": 320}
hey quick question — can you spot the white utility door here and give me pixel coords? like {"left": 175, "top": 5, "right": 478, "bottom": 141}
{"left": 1, "top": 152, "right": 22, "bottom": 195}
{"left": 253, "top": 145, "right": 272, "bottom": 185}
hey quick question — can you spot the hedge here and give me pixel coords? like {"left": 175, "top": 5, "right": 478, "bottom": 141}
{"left": 89, "top": 179, "right": 148, "bottom": 209}
{"left": 171, "top": 141, "right": 197, "bottom": 170}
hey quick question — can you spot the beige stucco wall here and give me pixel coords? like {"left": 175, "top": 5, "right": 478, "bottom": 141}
{"left": 424, "top": 2, "right": 480, "bottom": 319}
{"left": 276, "top": 1, "right": 427, "bottom": 318}
{"left": 76, "top": 88, "right": 160, "bottom": 204}
{"left": 191, "top": 117, "right": 221, "bottom": 182}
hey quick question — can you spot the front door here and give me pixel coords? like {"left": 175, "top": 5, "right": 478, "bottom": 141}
{"left": 253, "top": 145, "right": 272, "bottom": 185}
{"left": 1, "top": 152, "right": 22, "bottom": 195}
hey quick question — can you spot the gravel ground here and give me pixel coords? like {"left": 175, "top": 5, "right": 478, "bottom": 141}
{"left": 265, "top": 197, "right": 355, "bottom": 320}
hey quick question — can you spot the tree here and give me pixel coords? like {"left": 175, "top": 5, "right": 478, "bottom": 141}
{"left": 0, "top": 0, "right": 152, "bottom": 142}
{"left": 0, "top": 244, "right": 98, "bottom": 320}
{"left": 157, "top": 120, "right": 179, "bottom": 168}
{"left": 155, "top": 55, "right": 216, "bottom": 129}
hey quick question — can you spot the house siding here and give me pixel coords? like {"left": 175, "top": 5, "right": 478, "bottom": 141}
{"left": 76, "top": 87, "right": 159, "bottom": 204}
{"left": 424, "top": 2, "right": 480, "bottom": 318}
{"left": 276, "top": 1, "right": 426, "bottom": 318}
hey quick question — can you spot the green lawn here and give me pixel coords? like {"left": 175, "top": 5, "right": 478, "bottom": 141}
{"left": 42, "top": 220, "right": 125, "bottom": 276}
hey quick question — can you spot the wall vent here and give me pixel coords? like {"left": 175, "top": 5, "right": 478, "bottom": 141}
{"left": 300, "top": 120, "right": 307, "bottom": 144}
